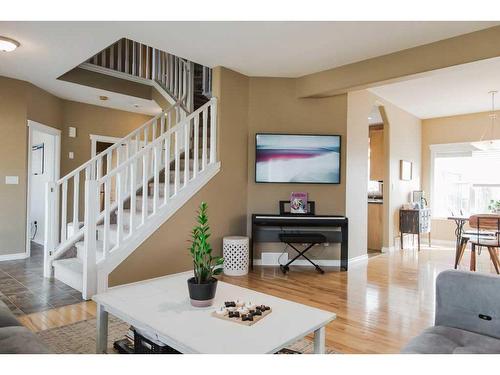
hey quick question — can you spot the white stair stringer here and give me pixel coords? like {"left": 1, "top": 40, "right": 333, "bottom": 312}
{"left": 95, "top": 162, "right": 220, "bottom": 292}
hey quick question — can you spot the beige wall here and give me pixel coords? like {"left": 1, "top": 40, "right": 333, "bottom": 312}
{"left": 0, "top": 77, "right": 64, "bottom": 256}
{"left": 0, "top": 77, "right": 30, "bottom": 256}
{"left": 421, "top": 110, "right": 497, "bottom": 241}
{"left": 61, "top": 101, "right": 151, "bottom": 176}
{"left": 109, "top": 67, "right": 250, "bottom": 286}
{"left": 27, "top": 85, "right": 64, "bottom": 129}
{"left": 246, "top": 77, "right": 348, "bottom": 260}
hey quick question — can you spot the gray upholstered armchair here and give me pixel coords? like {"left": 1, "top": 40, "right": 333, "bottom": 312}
{"left": 402, "top": 269, "right": 500, "bottom": 354}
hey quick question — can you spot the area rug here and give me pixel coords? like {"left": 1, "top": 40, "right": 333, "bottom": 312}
{"left": 36, "top": 316, "right": 335, "bottom": 354}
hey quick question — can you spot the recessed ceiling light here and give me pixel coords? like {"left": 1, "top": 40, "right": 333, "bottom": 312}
{"left": 99, "top": 95, "right": 109, "bottom": 101}
{"left": 0, "top": 36, "right": 20, "bottom": 52}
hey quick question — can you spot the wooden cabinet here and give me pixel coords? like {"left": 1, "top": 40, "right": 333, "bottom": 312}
{"left": 369, "top": 128, "right": 384, "bottom": 181}
{"left": 399, "top": 208, "right": 431, "bottom": 251}
{"left": 368, "top": 203, "right": 383, "bottom": 250}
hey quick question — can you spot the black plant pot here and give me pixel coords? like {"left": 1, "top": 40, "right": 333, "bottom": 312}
{"left": 187, "top": 277, "right": 218, "bottom": 307}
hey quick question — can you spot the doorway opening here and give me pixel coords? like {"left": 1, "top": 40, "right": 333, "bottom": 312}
{"left": 26, "top": 120, "right": 61, "bottom": 257}
{"left": 367, "top": 106, "right": 385, "bottom": 255}
{"left": 90, "top": 134, "right": 121, "bottom": 210}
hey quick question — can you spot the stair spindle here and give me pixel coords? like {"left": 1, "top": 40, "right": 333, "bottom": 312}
{"left": 110, "top": 44, "right": 115, "bottom": 70}
{"left": 129, "top": 159, "right": 137, "bottom": 234}
{"left": 141, "top": 153, "right": 148, "bottom": 225}
{"left": 210, "top": 99, "right": 217, "bottom": 164}
{"left": 184, "top": 120, "right": 190, "bottom": 187}
{"left": 153, "top": 144, "right": 160, "bottom": 214}
{"left": 72, "top": 173, "right": 79, "bottom": 232}
{"left": 61, "top": 180, "right": 68, "bottom": 242}
{"left": 164, "top": 136, "right": 170, "bottom": 203}
{"left": 160, "top": 113, "right": 165, "bottom": 136}
{"left": 193, "top": 114, "right": 199, "bottom": 178}
{"left": 132, "top": 42, "right": 137, "bottom": 76}
{"left": 117, "top": 39, "right": 122, "bottom": 72}
{"left": 174, "top": 130, "right": 180, "bottom": 194}
{"left": 116, "top": 171, "right": 124, "bottom": 246}
{"left": 202, "top": 108, "right": 208, "bottom": 170}
{"left": 125, "top": 39, "right": 130, "bottom": 74}
{"left": 139, "top": 43, "right": 143, "bottom": 78}
{"left": 103, "top": 179, "right": 111, "bottom": 256}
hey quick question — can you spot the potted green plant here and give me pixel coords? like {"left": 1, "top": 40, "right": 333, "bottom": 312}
{"left": 187, "top": 202, "right": 224, "bottom": 307}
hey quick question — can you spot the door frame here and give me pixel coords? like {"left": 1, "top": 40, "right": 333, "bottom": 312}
{"left": 26, "top": 120, "right": 61, "bottom": 257}
{"left": 90, "top": 134, "right": 121, "bottom": 158}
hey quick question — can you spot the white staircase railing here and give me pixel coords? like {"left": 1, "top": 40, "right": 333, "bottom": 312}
{"left": 44, "top": 98, "right": 217, "bottom": 298}
{"left": 86, "top": 38, "right": 194, "bottom": 113}
{"left": 44, "top": 102, "right": 181, "bottom": 277}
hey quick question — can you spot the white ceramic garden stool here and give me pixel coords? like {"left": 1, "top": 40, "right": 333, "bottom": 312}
{"left": 223, "top": 236, "right": 249, "bottom": 276}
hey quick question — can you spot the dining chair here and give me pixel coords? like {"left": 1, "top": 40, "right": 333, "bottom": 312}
{"left": 455, "top": 214, "right": 500, "bottom": 274}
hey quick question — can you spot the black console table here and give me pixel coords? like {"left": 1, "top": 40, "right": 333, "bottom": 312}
{"left": 251, "top": 214, "right": 349, "bottom": 271}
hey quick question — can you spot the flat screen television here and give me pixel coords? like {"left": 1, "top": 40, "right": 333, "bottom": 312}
{"left": 255, "top": 133, "right": 341, "bottom": 184}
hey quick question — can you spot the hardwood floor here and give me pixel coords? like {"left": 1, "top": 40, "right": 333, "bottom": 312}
{"left": 16, "top": 301, "right": 96, "bottom": 332}
{"left": 17, "top": 244, "right": 499, "bottom": 353}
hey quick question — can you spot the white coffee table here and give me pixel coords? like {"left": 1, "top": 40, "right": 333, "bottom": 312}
{"left": 92, "top": 271, "right": 336, "bottom": 354}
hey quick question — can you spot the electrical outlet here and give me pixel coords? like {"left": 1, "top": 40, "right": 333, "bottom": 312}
{"left": 68, "top": 152, "right": 74, "bottom": 159}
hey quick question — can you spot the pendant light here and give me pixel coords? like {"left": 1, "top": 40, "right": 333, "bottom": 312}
{"left": 472, "top": 90, "right": 500, "bottom": 151}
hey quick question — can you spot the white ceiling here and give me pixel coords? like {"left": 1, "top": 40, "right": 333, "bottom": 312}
{"left": 0, "top": 21, "right": 498, "bottom": 114}
{"left": 370, "top": 56, "right": 500, "bottom": 119}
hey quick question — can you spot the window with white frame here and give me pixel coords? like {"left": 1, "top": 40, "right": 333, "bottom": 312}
{"left": 431, "top": 142, "right": 500, "bottom": 218}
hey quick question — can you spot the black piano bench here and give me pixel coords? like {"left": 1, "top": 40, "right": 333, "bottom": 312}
{"left": 278, "top": 233, "right": 327, "bottom": 274}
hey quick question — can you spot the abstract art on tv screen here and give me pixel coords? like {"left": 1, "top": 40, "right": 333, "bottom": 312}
{"left": 255, "top": 134, "right": 341, "bottom": 184}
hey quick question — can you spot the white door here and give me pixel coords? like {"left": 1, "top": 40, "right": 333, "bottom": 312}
{"left": 27, "top": 121, "right": 61, "bottom": 254}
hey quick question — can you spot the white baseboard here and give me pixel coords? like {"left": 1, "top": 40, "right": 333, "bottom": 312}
{"left": 253, "top": 253, "right": 369, "bottom": 267}
{"left": 348, "top": 254, "right": 369, "bottom": 264}
{"left": 0, "top": 252, "right": 28, "bottom": 261}
{"left": 381, "top": 246, "right": 395, "bottom": 253}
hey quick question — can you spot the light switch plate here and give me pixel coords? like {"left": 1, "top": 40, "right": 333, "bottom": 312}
{"left": 68, "top": 152, "right": 74, "bottom": 159}
{"left": 5, "top": 176, "right": 19, "bottom": 185}
{"left": 68, "top": 127, "right": 77, "bottom": 138}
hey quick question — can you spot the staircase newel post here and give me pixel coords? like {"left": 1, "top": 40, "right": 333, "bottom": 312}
{"left": 210, "top": 97, "right": 218, "bottom": 164}
{"left": 82, "top": 179, "right": 99, "bottom": 300}
{"left": 43, "top": 181, "right": 57, "bottom": 278}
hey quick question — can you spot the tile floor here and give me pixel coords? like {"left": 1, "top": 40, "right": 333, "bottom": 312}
{"left": 0, "top": 242, "right": 83, "bottom": 315}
